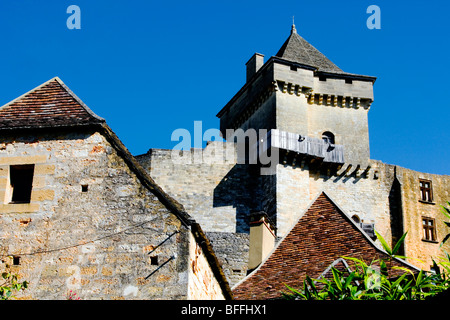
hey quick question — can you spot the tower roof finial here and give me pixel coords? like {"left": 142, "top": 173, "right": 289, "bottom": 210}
{"left": 291, "top": 16, "right": 297, "bottom": 34}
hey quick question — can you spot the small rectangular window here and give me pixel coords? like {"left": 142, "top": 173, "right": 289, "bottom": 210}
{"left": 422, "top": 217, "right": 437, "bottom": 242}
{"left": 419, "top": 179, "right": 433, "bottom": 203}
{"left": 290, "top": 66, "right": 297, "bottom": 71}
{"left": 319, "top": 75, "right": 326, "bottom": 81}
{"left": 81, "top": 185, "right": 88, "bottom": 193}
{"left": 9, "top": 165, "right": 34, "bottom": 204}
{"left": 150, "top": 256, "right": 158, "bottom": 265}
{"left": 345, "top": 79, "right": 353, "bottom": 84}
{"left": 13, "top": 256, "right": 20, "bottom": 266}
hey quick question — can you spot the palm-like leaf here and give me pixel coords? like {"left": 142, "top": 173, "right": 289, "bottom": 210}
{"left": 375, "top": 230, "right": 392, "bottom": 256}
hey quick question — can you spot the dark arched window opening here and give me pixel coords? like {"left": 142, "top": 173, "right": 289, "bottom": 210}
{"left": 351, "top": 215, "right": 360, "bottom": 224}
{"left": 322, "top": 131, "right": 335, "bottom": 145}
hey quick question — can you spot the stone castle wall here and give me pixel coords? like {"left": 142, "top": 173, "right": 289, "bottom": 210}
{"left": 139, "top": 139, "right": 450, "bottom": 276}
{"left": 137, "top": 143, "right": 259, "bottom": 287}
{"left": 137, "top": 142, "right": 262, "bottom": 234}
{"left": 394, "top": 165, "right": 450, "bottom": 270}
{"left": 275, "top": 159, "right": 450, "bottom": 271}
{"left": 205, "top": 232, "right": 250, "bottom": 287}
{"left": 274, "top": 159, "right": 396, "bottom": 238}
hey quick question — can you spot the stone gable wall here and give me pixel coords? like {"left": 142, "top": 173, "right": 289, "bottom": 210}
{"left": 0, "top": 130, "right": 193, "bottom": 300}
{"left": 187, "top": 231, "right": 226, "bottom": 300}
{"left": 206, "top": 232, "right": 250, "bottom": 287}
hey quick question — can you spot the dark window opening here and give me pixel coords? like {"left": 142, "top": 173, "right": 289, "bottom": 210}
{"left": 290, "top": 65, "right": 297, "bottom": 71}
{"left": 10, "top": 165, "right": 34, "bottom": 204}
{"left": 373, "top": 170, "right": 379, "bottom": 180}
{"left": 322, "top": 131, "right": 335, "bottom": 145}
{"left": 13, "top": 256, "right": 20, "bottom": 266}
{"left": 419, "top": 179, "right": 433, "bottom": 203}
{"left": 150, "top": 256, "right": 159, "bottom": 265}
{"left": 319, "top": 75, "right": 327, "bottom": 81}
{"left": 345, "top": 79, "right": 353, "bottom": 84}
{"left": 81, "top": 185, "right": 89, "bottom": 193}
{"left": 422, "top": 217, "right": 437, "bottom": 242}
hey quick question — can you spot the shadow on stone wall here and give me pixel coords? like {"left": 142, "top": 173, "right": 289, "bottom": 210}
{"left": 213, "top": 164, "right": 262, "bottom": 233}
{"left": 389, "top": 167, "right": 405, "bottom": 255}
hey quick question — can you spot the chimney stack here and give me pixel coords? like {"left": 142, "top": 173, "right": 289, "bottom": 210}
{"left": 248, "top": 212, "right": 276, "bottom": 271}
{"left": 245, "top": 53, "right": 264, "bottom": 82}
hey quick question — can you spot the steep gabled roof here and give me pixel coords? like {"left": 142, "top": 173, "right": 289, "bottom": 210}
{"left": 0, "top": 77, "right": 104, "bottom": 130}
{"left": 276, "top": 24, "right": 344, "bottom": 74}
{"left": 232, "top": 192, "right": 419, "bottom": 300}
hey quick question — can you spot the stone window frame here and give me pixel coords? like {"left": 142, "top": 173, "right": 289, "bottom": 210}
{"left": 422, "top": 216, "right": 438, "bottom": 243}
{"left": 418, "top": 179, "right": 434, "bottom": 204}
{"left": 0, "top": 155, "right": 52, "bottom": 214}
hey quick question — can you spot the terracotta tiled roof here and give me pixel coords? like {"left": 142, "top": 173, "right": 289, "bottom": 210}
{"left": 232, "top": 192, "right": 419, "bottom": 300}
{"left": 0, "top": 77, "right": 104, "bottom": 130}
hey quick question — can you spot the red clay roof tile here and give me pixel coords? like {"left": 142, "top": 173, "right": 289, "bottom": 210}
{"left": 232, "top": 192, "right": 419, "bottom": 300}
{"left": 0, "top": 77, "right": 104, "bottom": 130}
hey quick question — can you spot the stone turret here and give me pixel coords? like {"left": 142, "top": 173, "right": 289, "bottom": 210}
{"left": 217, "top": 24, "right": 376, "bottom": 171}
{"left": 216, "top": 25, "right": 378, "bottom": 237}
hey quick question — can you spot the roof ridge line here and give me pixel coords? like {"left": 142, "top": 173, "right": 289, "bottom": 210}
{"left": 0, "top": 76, "right": 61, "bottom": 112}
{"left": 319, "top": 192, "right": 421, "bottom": 271}
{"left": 231, "top": 192, "right": 325, "bottom": 290}
{"left": 0, "top": 77, "right": 105, "bottom": 122}
{"left": 54, "top": 77, "right": 105, "bottom": 122}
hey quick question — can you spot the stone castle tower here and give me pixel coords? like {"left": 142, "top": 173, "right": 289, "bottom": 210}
{"left": 137, "top": 25, "right": 450, "bottom": 286}
{"left": 2, "top": 24, "right": 448, "bottom": 300}
{"left": 216, "top": 24, "right": 377, "bottom": 237}
{"left": 218, "top": 24, "right": 375, "bottom": 167}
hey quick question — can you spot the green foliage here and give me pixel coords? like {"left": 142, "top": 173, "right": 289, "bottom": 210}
{"left": 283, "top": 232, "right": 450, "bottom": 300}
{"left": 441, "top": 201, "right": 450, "bottom": 246}
{"left": 0, "top": 257, "right": 28, "bottom": 300}
{"left": 375, "top": 230, "right": 408, "bottom": 259}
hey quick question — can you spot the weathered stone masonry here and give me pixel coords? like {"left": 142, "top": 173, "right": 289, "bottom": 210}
{"left": 137, "top": 25, "right": 450, "bottom": 289}
{"left": 0, "top": 78, "right": 232, "bottom": 300}
{"left": 2, "top": 24, "right": 449, "bottom": 300}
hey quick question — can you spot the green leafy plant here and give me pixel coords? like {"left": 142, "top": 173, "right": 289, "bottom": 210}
{"left": 441, "top": 201, "right": 450, "bottom": 246}
{"left": 0, "top": 257, "right": 28, "bottom": 300}
{"left": 283, "top": 232, "right": 450, "bottom": 300}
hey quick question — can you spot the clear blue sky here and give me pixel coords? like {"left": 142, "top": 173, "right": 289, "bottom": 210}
{"left": 0, "top": 0, "right": 448, "bottom": 175}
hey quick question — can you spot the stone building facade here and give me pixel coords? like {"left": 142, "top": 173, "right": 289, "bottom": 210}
{"left": 0, "top": 78, "right": 232, "bottom": 300}
{"left": 1, "top": 24, "right": 449, "bottom": 300}
{"left": 138, "top": 25, "right": 450, "bottom": 288}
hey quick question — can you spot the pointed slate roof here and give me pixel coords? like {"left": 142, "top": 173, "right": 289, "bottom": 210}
{"left": 0, "top": 77, "right": 104, "bottom": 130}
{"left": 275, "top": 24, "right": 345, "bottom": 74}
{"left": 232, "top": 192, "right": 419, "bottom": 300}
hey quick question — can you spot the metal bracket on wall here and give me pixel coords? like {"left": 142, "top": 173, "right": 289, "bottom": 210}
{"left": 147, "top": 230, "right": 179, "bottom": 256}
